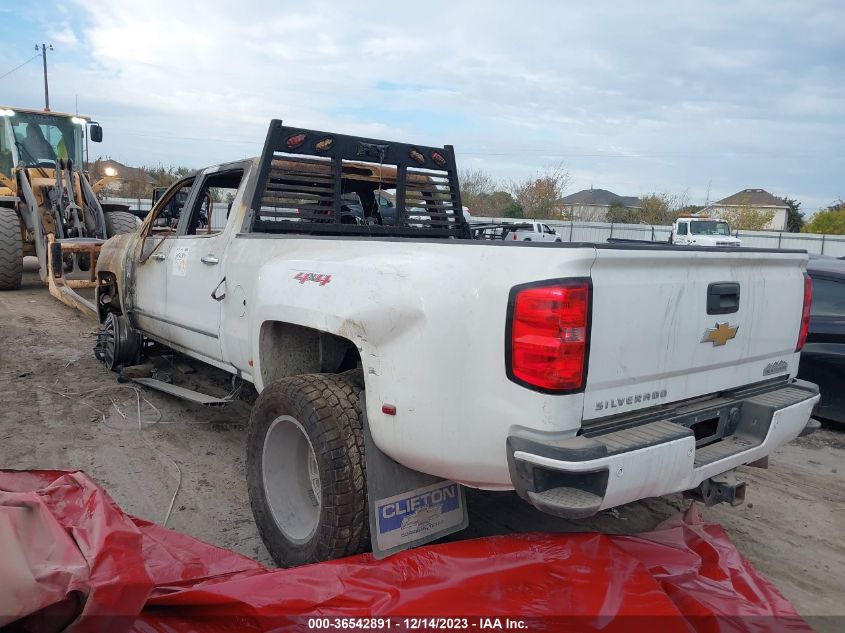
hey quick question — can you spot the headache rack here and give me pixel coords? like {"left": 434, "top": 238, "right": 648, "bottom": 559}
{"left": 248, "top": 120, "right": 470, "bottom": 239}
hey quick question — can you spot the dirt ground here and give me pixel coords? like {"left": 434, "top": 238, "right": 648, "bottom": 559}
{"left": 2, "top": 259, "right": 844, "bottom": 628}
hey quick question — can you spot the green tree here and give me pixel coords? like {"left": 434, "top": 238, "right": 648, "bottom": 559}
{"left": 466, "top": 190, "right": 516, "bottom": 217}
{"left": 503, "top": 201, "right": 524, "bottom": 218}
{"left": 638, "top": 194, "right": 669, "bottom": 225}
{"left": 637, "top": 192, "right": 691, "bottom": 225}
{"left": 509, "top": 163, "right": 570, "bottom": 219}
{"left": 606, "top": 202, "right": 637, "bottom": 223}
{"left": 802, "top": 201, "right": 845, "bottom": 235}
{"left": 459, "top": 168, "right": 496, "bottom": 216}
{"left": 782, "top": 197, "right": 805, "bottom": 232}
{"left": 485, "top": 190, "right": 516, "bottom": 216}
{"left": 719, "top": 204, "right": 776, "bottom": 231}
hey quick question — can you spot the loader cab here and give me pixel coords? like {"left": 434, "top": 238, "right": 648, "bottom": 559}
{"left": 0, "top": 107, "right": 104, "bottom": 172}
{"left": 2, "top": 109, "right": 83, "bottom": 168}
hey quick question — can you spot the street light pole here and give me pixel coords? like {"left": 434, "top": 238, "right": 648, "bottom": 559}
{"left": 35, "top": 43, "right": 54, "bottom": 111}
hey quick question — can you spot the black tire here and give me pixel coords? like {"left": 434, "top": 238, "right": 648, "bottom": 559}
{"left": 0, "top": 208, "right": 23, "bottom": 291}
{"left": 523, "top": 237, "right": 531, "bottom": 241}
{"left": 100, "top": 202, "right": 131, "bottom": 214}
{"left": 104, "top": 211, "right": 141, "bottom": 237}
{"left": 247, "top": 373, "right": 368, "bottom": 567}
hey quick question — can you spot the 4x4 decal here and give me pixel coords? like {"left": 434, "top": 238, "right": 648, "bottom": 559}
{"left": 293, "top": 271, "right": 332, "bottom": 286}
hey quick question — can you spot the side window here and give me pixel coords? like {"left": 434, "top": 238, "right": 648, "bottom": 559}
{"left": 0, "top": 121, "right": 12, "bottom": 178}
{"left": 181, "top": 169, "right": 245, "bottom": 236}
{"left": 810, "top": 277, "right": 845, "bottom": 318}
{"left": 146, "top": 179, "right": 195, "bottom": 233}
{"left": 138, "top": 178, "right": 193, "bottom": 262}
{"left": 677, "top": 222, "right": 689, "bottom": 236}
{"left": 543, "top": 224, "right": 553, "bottom": 234}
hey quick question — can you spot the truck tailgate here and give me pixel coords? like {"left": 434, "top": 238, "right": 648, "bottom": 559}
{"left": 583, "top": 248, "right": 807, "bottom": 421}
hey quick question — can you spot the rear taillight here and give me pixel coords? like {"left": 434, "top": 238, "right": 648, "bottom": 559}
{"left": 796, "top": 273, "right": 812, "bottom": 351}
{"left": 507, "top": 279, "right": 591, "bottom": 392}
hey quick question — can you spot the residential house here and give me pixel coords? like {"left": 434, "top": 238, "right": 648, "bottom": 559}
{"left": 88, "top": 158, "right": 155, "bottom": 196}
{"left": 556, "top": 188, "right": 640, "bottom": 221}
{"left": 703, "top": 189, "right": 789, "bottom": 231}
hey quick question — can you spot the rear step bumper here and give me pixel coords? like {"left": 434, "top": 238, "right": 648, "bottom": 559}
{"left": 506, "top": 379, "right": 819, "bottom": 518}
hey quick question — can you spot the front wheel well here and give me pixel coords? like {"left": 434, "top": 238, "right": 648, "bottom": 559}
{"left": 96, "top": 271, "right": 122, "bottom": 323}
{"left": 258, "top": 321, "right": 361, "bottom": 386}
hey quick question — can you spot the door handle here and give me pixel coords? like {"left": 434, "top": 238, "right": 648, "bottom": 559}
{"left": 152, "top": 253, "right": 166, "bottom": 261}
{"left": 201, "top": 254, "right": 220, "bottom": 265}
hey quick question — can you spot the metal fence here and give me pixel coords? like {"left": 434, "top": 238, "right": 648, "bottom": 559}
{"left": 106, "top": 196, "right": 154, "bottom": 214}
{"left": 104, "top": 198, "right": 845, "bottom": 256}
{"left": 471, "top": 217, "right": 845, "bottom": 257}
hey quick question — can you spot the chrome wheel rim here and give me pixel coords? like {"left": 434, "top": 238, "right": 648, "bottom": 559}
{"left": 262, "top": 415, "right": 321, "bottom": 543}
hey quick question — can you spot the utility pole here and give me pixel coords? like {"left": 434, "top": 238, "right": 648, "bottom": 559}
{"left": 35, "top": 43, "right": 53, "bottom": 111}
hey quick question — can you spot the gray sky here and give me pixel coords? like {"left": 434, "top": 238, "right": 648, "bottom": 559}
{"left": 3, "top": 0, "right": 843, "bottom": 211}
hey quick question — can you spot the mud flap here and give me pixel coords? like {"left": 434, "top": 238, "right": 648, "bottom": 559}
{"left": 363, "top": 413, "right": 468, "bottom": 559}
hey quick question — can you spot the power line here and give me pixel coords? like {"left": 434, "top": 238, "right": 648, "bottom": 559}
{"left": 109, "top": 130, "right": 800, "bottom": 159}
{"left": 456, "top": 149, "right": 813, "bottom": 159}
{"left": 98, "top": 120, "right": 818, "bottom": 165}
{"left": 117, "top": 130, "right": 260, "bottom": 146}
{"left": 0, "top": 53, "right": 40, "bottom": 81}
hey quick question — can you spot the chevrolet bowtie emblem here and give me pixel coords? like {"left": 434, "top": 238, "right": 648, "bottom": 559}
{"left": 701, "top": 322, "right": 739, "bottom": 346}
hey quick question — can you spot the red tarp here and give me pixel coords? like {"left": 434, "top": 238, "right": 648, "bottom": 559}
{"left": 0, "top": 470, "right": 809, "bottom": 632}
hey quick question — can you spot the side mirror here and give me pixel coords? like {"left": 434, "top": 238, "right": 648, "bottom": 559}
{"left": 89, "top": 124, "right": 103, "bottom": 143}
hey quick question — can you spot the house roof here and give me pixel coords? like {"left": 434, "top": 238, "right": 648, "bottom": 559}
{"left": 715, "top": 189, "right": 788, "bottom": 208}
{"left": 558, "top": 188, "right": 640, "bottom": 207}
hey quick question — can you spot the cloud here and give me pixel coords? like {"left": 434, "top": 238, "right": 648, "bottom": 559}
{"left": 17, "top": 0, "right": 839, "bottom": 209}
{"left": 51, "top": 25, "right": 79, "bottom": 49}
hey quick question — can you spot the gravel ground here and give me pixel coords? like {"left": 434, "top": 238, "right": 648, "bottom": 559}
{"left": 2, "top": 259, "right": 843, "bottom": 629}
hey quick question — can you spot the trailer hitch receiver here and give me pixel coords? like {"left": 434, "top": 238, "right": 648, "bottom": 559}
{"left": 688, "top": 471, "right": 746, "bottom": 507}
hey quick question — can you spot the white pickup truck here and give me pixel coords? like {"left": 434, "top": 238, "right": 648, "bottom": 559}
{"left": 505, "top": 221, "right": 563, "bottom": 242}
{"left": 670, "top": 216, "right": 742, "bottom": 247}
{"left": 95, "top": 121, "right": 818, "bottom": 567}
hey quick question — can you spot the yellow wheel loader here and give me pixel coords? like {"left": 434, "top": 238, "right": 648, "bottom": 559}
{"left": 0, "top": 106, "right": 139, "bottom": 316}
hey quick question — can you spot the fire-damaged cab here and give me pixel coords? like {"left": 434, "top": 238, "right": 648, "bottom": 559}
{"left": 95, "top": 120, "right": 819, "bottom": 567}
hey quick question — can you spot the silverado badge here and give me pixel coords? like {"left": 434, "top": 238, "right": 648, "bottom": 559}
{"left": 701, "top": 322, "right": 739, "bottom": 347}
